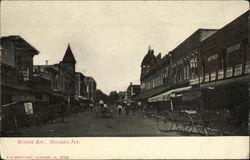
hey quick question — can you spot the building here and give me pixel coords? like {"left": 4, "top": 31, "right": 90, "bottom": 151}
{"left": 61, "top": 44, "right": 76, "bottom": 103}
{"left": 125, "top": 82, "right": 141, "bottom": 102}
{"left": 197, "top": 10, "right": 249, "bottom": 134}
{"left": 137, "top": 29, "right": 217, "bottom": 103}
{"left": 83, "top": 76, "right": 97, "bottom": 102}
{"left": 1, "top": 36, "right": 39, "bottom": 105}
{"left": 118, "top": 91, "right": 126, "bottom": 102}
{"left": 75, "top": 72, "right": 86, "bottom": 99}
{"left": 138, "top": 47, "right": 171, "bottom": 101}
{"left": 170, "top": 29, "right": 217, "bottom": 87}
{"left": 33, "top": 64, "right": 63, "bottom": 105}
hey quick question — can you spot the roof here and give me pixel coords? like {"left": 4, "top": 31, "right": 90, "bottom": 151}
{"left": 75, "top": 72, "right": 85, "bottom": 78}
{"left": 33, "top": 65, "right": 59, "bottom": 73}
{"left": 62, "top": 44, "right": 76, "bottom": 64}
{"left": 1, "top": 35, "right": 39, "bottom": 55}
{"left": 141, "top": 47, "right": 156, "bottom": 67}
{"left": 84, "top": 76, "right": 96, "bottom": 83}
{"left": 127, "top": 84, "right": 140, "bottom": 90}
{"left": 170, "top": 29, "right": 217, "bottom": 59}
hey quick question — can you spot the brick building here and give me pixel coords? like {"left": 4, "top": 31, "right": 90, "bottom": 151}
{"left": 197, "top": 10, "right": 250, "bottom": 135}
{"left": 170, "top": 29, "right": 217, "bottom": 87}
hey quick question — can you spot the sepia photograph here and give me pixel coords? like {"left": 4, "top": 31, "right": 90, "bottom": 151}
{"left": 0, "top": 0, "right": 249, "bottom": 159}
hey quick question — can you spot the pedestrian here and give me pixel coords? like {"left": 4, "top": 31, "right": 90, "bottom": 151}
{"left": 103, "top": 103, "right": 108, "bottom": 111}
{"left": 117, "top": 103, "right": 122, "bottom": 115}
{"left": 125, "top": 103, "right": 130, "bottom": 115}
{"left": 60, "top": 101, "right": 66, "bottom": 122}
{"left": 90, "top": 103, "right": 94, "bottom": 112}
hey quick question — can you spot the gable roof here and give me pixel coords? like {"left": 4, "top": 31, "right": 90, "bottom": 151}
{"left": 62, "top": 44, "right": 76, "bottom": 64}
{"left": 1, "top": 35, "right": 39, "bottom": 55}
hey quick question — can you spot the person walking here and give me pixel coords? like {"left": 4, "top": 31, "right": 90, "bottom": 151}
{"left": 125, "top": 103, "right": 130, "bottom": 115}
{"left": 117, "top": 103, "right": 123, "bottom": 115}
{"left": 90, "top": 103, "right": 94, "bottom": 112}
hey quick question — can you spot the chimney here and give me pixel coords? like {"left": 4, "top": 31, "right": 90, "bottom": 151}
{"left": 130, "top": 82, "right": 132, "bottom": 85}
{"left": 46, "top": 60, "right": 48, "bottom": 65}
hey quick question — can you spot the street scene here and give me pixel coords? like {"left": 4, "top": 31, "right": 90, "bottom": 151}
{"left": 9, "top": 108, "right": 197, "bottom": 137}
{"left": 1, "top": 1, "right": 250, "bottom": 137}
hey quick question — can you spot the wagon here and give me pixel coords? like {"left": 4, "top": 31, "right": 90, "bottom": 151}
{"left": 154, "top": 87, "right": 245, "bottom": 136}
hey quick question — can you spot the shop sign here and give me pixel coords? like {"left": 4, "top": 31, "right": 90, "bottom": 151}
{"left": 207, "top": 54, "right": 218, "bottom": 62}
{"left": 234, "top": 64, "right": 242, "bottom": 76}
{"left": 210, "top": 72, "right": 216, "bottom": 81}
{"left": 227, "top": 43, "right": 241, "bottom": 54}
{"left": 24, "top": 102, "right": 33, "bottom": 115}
{"left": 217, "top": 69, "right": 224, "bottom": 80}
{"left": 245, "top": 61, "right": 250, "bottom": 74}
{"left": 205, "top": 73, "right": 209, "bottom": 82}
{"left": 225, "top": 67, "right": 233, "bottom": 78}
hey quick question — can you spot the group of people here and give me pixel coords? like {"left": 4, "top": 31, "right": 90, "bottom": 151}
{"left": 116, "top": 102, "right": 142, "bottom": 116}
{"left": 97, "top": 100, "right": 131, "bottom": 116}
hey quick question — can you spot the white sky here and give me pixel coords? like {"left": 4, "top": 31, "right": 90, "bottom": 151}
{"left": 1, "top": 1, "right": 249, "bottom": 94}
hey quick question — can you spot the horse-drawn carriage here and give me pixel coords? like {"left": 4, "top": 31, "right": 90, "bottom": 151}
{"left": 150, "top": 86, "right": 247, "bottom": 136}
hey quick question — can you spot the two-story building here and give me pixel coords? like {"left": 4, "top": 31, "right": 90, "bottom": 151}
{"left": 197, "top": 10, "right": 249, "bottom": 134}
{"left": 1, "top": 36, "right": 39, "bottom": 105}
{"left": 83, "top": 76, "right": 97, "bottom": 102}
{"left": 137, "top": 47, "right": 171, "bottom": 102}
{"left": 125, "top": 82, "right": 141, "bottom": 102}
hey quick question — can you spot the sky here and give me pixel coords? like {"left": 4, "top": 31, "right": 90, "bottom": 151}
{"left": 1, "top": 1, "right": 249, "bottom": 94}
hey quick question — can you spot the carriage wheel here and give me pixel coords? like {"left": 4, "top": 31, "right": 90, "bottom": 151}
{"left": 205, "top": 122, "right": 221, "bottom": 136}
{"left": 175, "top": 112, "right": 184, "bottom": 132}
{"left": 156, "top": 110, "right": 173, "bottom": 131}
{"left": 164, "top": 111, "right": 174, "bottom": 131}
{"left": 177, "top": 112, "right": 194, "bottom": 133}
{"left": 194, "top": 114, "right": 207, "bottom": 135}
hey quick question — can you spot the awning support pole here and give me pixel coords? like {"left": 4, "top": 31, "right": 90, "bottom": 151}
{"left": 170, "top": 99, "right": 173, "bottom": 111}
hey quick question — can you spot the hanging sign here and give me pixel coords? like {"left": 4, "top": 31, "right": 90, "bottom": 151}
{"left": 205, "top": 73, "right": 209, "bottom": 82}
{"left": 234, "top": 64, "right": 242, "bottom": 76}
{"left": 207, "top": 54, "right": 218, "bottom": 62}
{"left": 245, "top": 61, "right": 250, "bottom": 74}
{"left": 218, "top": 69, "right": 224, "bottom": 80}
{"left": 210, "top": 72, "right": 216, "bottom": 81}
{"left": 24, "top": 102, "right": 33, "bottom": 115}
{"left": 225, "top": 67, "right": 233, "bottom": 78}
{"left": 227, "top": 43, "right": 241, "bottom": 54}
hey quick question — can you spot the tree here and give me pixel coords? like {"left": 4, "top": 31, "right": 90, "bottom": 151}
{"left": 95, "top": 89, "right": 108, "bottom": 103}
{"left": 108, "top": 91, "right": 120, "bottom": 103}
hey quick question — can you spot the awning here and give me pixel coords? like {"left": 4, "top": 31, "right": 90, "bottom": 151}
{"left": 148, "top": 86, "right": 192, "bottom": 102}
{"left": 136, "top": 85, "right": 170, "bottom": 100}
{"left": 199, "top": 74, "right": 250, "bottom": 89}
{"left": 75, "top": 96, "right": 88, "bottom": 101}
